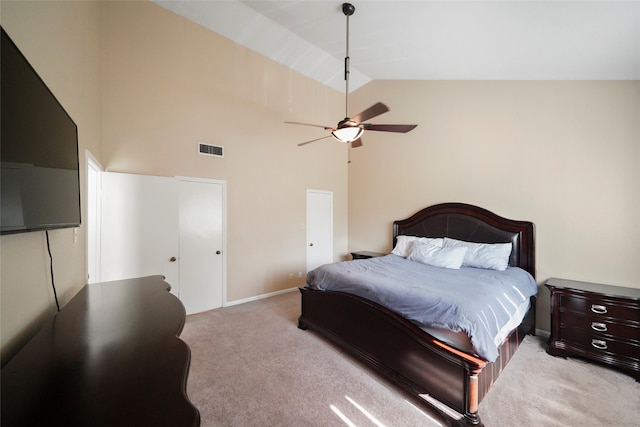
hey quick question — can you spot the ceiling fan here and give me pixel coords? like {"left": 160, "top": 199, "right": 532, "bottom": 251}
{"left": 286, "top": 2, "right": 417, "bottom": 148}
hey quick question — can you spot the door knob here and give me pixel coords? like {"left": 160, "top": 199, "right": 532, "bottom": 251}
{"left": 309, "top": 243, "right": 314, "bottom": 246}
{"left": 169, "top": 257, "right": 177, "bottom": 262}
{"left": 216, "top": 250, "right": 221, "bottom": 255}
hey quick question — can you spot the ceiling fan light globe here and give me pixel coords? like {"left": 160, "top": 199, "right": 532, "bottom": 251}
{"left": 331, "top": 127, "right": 364, "bottom": 143}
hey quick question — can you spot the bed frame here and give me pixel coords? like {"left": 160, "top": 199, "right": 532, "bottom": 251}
{"left": 298, "top": 203, "right": 536, "bottom": 426}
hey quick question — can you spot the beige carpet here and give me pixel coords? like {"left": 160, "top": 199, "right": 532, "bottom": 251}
{"left": 181, "top": 291, "right": 639, "bottom": 427}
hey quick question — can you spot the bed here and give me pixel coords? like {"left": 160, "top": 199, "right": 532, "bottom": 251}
{"left": 298, "top": 203, "right": 536, "bottom": 426}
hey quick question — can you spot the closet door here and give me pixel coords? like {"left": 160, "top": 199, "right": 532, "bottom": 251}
{"left": 178, "top": 177, "right": 225, "bottom": 314}
{"left": 100, "top": 172, "right": 225, "bottom": 314}
{"left": 100, "top": 172, "right": 179, "bottom": 288}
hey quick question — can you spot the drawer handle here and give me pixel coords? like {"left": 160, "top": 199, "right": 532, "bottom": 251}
{"left": 590, "top": 304, "right": 607, "bottom": 315}
{"left": 591, "top": 339, "right": 608, "bottom": 350}
{"left": 591, "top": 322, "right": 608, "bottom": 332}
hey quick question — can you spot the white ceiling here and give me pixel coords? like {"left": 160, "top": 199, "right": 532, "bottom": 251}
{"left": 154, "top": 1, "right": 640, "bottom": 92}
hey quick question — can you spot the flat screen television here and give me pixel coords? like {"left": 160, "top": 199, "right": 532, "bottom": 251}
{"left": 1, "top": 27, "right": 81, "bottom": 234}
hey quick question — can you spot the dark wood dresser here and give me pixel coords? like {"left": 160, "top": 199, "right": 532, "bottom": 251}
{"left": 545, "top": 278, "right": 640, "bottom": 380}
{"left": 1, "top": 276, "right": 200, "bottom": 426}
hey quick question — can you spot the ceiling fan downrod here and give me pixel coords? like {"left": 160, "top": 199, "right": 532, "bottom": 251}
{"left": 342, "top": 3, "right": 355, "bottom": 119}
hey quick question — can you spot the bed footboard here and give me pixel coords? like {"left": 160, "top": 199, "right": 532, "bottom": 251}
{"left": 299, "top": 287, "right": 534, "bottom": 426}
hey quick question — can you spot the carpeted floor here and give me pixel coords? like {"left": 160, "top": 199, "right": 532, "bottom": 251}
{"left": 181, "top": 290, "right": 639, "bottom": 426}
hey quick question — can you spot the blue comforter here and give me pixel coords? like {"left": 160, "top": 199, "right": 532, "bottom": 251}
{"left": 306, "top": 254, "right": 538, "bottom": 362}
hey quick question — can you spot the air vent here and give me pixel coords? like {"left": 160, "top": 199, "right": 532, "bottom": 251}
{"left": 198, "top": 142, "right": 224, "bottom": 157}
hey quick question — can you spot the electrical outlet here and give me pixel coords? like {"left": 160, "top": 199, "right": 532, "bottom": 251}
{"left": 298, "top": 272, "right": 303, "bottom": 278}
{"left": 288, "top": 273, "right": 294, "bottom": 280}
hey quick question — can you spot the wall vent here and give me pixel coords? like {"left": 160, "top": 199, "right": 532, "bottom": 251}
{"left": 198, "top": 142, "right": 224, "bottom": 157}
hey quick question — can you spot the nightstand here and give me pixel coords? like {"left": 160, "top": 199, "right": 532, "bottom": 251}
{"left": 545, "top": 278, "right": 640, "bottom": 380}
{"left": 350, "top": 251, "right": 386, "bottom": 260}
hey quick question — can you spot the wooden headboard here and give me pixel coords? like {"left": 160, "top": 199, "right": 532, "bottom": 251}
{"left": 393, "top": 203, "right": 536, "bottom": 278}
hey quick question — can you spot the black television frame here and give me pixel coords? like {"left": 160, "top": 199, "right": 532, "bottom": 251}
{"left": 1, "top": 26, "right": 81, "bottom": 235}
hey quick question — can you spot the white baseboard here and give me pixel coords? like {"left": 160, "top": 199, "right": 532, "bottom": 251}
{"left": 224, "top": 285, "right": 299, "bottom": 307}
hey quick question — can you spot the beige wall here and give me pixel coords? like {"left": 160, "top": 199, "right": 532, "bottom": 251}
{"left": 1, "top": 0, "right": 348, "bottom": 363}
{"left": 348, "top": 80, "right": 640, "bottom": 331}
{"left": 0, "top": 0, "right": 102, "bottom": 364}
{"left": 99, "top": 1, "right": 348, "bottom": 302}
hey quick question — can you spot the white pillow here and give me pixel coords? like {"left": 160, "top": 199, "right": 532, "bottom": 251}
{"left": 408, "top": 242, "right": 468, "bottom": 269}
{"left": 392, "top": 235, "right": 444, "bottom": 258}
{"left": 443, "top": 238, "right": 512, "bottom": 271}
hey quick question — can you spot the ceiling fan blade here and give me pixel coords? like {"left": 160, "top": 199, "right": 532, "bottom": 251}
{"left": 351, "top": 102, "right": 389, "bottom": 124}
{"left": 285, "top": 121, "right": 335, "bottom": 131}
{"left": 363, "top": 123, "right": 418, "bottom": 133}
{"left": 297, "top": 135, "right": 332, "bottom": 147}
{"left": 351, "top": 138, "right": 363, "bottom": 148}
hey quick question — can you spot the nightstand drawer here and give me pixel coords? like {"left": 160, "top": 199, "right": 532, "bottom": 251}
{"left": 560, "top": 294, "right": 640, "bottom": 322}
{"left": 561, "top": 313, "right": 640, "bottom": 342}
{"left": 561, "top": 328, "right": 640, "bottom": 360}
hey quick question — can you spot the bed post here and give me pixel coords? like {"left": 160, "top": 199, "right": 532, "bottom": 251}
{"left": 462, "top": 366, "right": 483, "bottom": 426}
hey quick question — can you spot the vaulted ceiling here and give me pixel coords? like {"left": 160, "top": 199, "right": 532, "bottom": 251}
{"left": 154, "top": 1, "right": 640, "bottom": 92}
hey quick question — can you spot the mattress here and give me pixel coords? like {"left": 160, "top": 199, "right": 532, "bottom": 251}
{"left": 421, "top": 297, "right": 531, "bottom": 354}
{"left": 306, "top": 254, "right": 538, "bottom": 361}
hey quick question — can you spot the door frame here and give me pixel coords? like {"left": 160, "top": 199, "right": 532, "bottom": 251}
{"left": 86, "top": 150, "right": 103, "bottom": 284}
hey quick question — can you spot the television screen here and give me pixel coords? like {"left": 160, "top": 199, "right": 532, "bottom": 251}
{"left": 1, "top": 27, "right": 81, "bottom": 234}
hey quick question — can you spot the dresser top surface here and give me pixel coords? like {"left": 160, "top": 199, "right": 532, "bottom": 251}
{"left": 1, "top": 275, "right": 199, "bottom": 426}
{"left": 546, "top": 277, "right": 640, "bottom": 300}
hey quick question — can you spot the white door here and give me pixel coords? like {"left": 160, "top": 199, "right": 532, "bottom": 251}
{"left": 99, "top": 172, "right": 225, "bottom": 314}
{"left": 307, "top": 190, "right": 333, "bottom": 272}
{"left": 178, "top": 177, "right": 225, "bottom": 313}
{"left": 99, "top": 172, "right": 180, "bottom": 289}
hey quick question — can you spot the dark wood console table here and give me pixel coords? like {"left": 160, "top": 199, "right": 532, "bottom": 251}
{"left": 1, "top": 275, "right": 200, "bottom": 426}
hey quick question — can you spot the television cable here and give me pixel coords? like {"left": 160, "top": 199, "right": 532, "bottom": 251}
{"left": 45, "top": 230, "right": 61, "bottom": 312}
